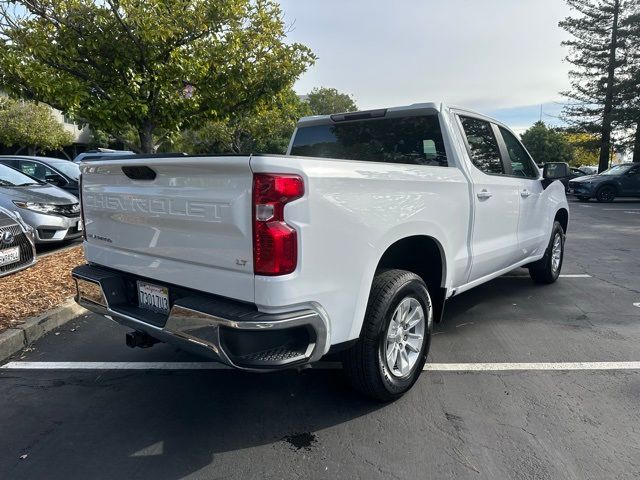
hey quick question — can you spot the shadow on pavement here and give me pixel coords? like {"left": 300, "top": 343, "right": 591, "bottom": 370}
{"left": 35, "top": 238, "right": 82, "bottom": 256}
{"left": 1, "top": 369, "right": 382, "bottom": 479}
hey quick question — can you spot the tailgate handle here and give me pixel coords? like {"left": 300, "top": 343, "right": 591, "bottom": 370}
{"left": 122, "top": 166, "right": 157, "bottom": 181}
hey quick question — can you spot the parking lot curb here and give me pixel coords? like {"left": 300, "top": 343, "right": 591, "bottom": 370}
{"left": 0, "top": 299, "right": 86, "bottom": 363}
{"left": 0, "top": 329, "right": 26, "bottom": 362}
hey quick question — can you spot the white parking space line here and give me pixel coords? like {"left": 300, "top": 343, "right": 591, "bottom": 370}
{"left": 0, "top": 362, "right": 231, "bottom": 370}
{"left": 3, "top": 361, "right": 640, "bottom": 372}
{"left": 422, "top": 362, "right": 640, "bottom": 371}
{"left": 501, "top": 274, "right": 592, "bottom": 278}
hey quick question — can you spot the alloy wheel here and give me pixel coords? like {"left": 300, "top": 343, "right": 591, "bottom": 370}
{"left": 384, "top": 297, "right": 425, "bottom": 378}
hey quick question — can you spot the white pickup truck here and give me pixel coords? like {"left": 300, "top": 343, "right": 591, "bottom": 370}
{"left": 73, "top": 103, "right": 569, "bottom": 400}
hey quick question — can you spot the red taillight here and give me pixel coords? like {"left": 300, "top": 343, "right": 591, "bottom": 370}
{"left": 79, "top": 173, "right": 87, "bottom": 240}
{"left": 253, "top": 174, "right": 304, "bottom": 276}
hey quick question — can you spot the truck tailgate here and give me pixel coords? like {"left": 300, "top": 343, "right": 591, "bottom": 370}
{"left": 81, "top": 156, "right": 255, "bottom": 302}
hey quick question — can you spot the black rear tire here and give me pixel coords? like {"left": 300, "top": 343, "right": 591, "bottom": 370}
{"left": 344, "top": 269, "right": 432, "bottom": 402}
{"left": 596, "top": 185, "right": 616, "bottom": 203}
{"left": 529, "top": 221, "right": 565, "bottom": 284}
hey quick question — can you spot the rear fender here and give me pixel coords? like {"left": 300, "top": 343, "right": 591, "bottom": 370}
{"left": 348, "top": 222, "right": 451, "bottom": 340}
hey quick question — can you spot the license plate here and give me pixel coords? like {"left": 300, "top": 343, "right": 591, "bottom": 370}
{"left": 0, "top": 246, "right": 20, "bottom": 267}
{"left": 77, "top": 219, "right": 83, "bottom": 231}
{"left": 137, "top": 281, "right": 170, "bottom": 314}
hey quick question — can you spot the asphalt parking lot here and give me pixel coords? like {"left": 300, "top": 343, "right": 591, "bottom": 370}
{"left": 1, "top": 199, "right": 639, "bottom": 480}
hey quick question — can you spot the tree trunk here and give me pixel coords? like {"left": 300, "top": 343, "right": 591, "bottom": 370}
{"left": 598, "top": 0, "right": 620, "bottom": 173}
{"left": 138, "top": 122, "right": 155, "bottom": 154}
{"left": 633, "top": 122, "right": 640, "bottom": 163}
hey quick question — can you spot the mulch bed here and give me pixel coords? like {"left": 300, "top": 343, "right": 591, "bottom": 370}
{"left": 0, "top": 246, "right": 84, "bottom": 332}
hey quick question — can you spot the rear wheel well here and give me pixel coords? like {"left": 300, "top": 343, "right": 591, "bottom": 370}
{"left": 376, "top": 236, "right": 447, "bottom": 322}
{"left": 554, "top": 208, "right": 568, "bottom": 233}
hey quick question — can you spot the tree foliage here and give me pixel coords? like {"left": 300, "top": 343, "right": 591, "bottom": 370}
{"left": 178, "top": 86, "right": 358, "bottom": 155}
{"left": 560, "top": 0, "right": 638, "bottom": 170}
{"left": 178, "top": 88, "right": 311, "bottom": 154}
{"left": 0, "top": 97, "right": 72, "bottom": 154}
{"left": 306, "top": 87, "right": 357, "bottom": 115}
{"left": 0, "top": 0, "right": 316, "bottom": 153}
{"left": 521, "top": 121, "right": 575, "bottom": 165}
{"left": 563, "top": 131, "right": 601, "bottom": 166}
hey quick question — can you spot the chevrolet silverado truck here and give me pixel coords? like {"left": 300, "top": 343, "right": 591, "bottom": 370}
{"left": 72, "top": 103, "right": 569, "bottom": 401}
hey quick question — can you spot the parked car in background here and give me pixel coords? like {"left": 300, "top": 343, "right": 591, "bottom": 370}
{"left": 0, "top": 206, "right": 36, "bottom": 277}
{"left": 0, "top": 156, "right": 80, "bottom": 198}
{"left": 0, "top": 164, "right": 82, "bottom": 243}
{"left": 566, "top": 167, "right": 588, "bottom": 188}
{"left": 74, "top": 149, "right": 135, "bottom": 163}
{"left": 568, "top": 163, "right": 640, "bottom": 202}
{"left": 578, "top": 166, "right": 598, "bottom": 175}
{"left": 570, "top": 167, "right": 586, "bottom": 179}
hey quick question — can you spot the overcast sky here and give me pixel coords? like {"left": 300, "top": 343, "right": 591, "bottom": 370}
{"left": 279, "top": 0, "right": 573, "bottom": 133}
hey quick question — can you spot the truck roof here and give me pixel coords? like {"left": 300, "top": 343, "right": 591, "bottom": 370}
{"left": 296, "top": 102, "right": 494, "bottom": 127}
{"left": 296, "top": 102, "right": 513, "bottom": 134}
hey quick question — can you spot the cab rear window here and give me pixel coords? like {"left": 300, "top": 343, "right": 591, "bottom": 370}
{"left": 290, "top": 115, "right": 448, "bottom": 167}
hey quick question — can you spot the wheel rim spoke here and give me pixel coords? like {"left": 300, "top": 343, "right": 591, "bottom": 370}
{"left": 387, "top": 318, "right": 399, "bottom": 341}
{"left": 405, "top": 338, "right": 421, "bottom": 353}
{"left": 399, "top": 350, "right": 410, "bottom": 376}
{"left": 405, "top": 307, "right": 421, "bottom": 329}
{"left": 386, "top": 343, "right": 399, "bottom": 369}
{"left": 399, "top": 301, "right": 408, "bottom": 323}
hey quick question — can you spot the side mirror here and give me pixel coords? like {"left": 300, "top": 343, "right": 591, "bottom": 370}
{"left": 543, "top": 162, "right": 570, "bottom": 180}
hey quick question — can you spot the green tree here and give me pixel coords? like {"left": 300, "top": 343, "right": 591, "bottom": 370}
{"left": 563, "top": 131, "right": 601, "bottom": 166}
{"left": 179, "top": 89, "right": 311, "bottom": 154}
{"left": 521, "top": 121, "right": 575, "bottom": 165}
{"left": 559, "top": 0, "right": 634, "bottom": 172}
{"left": 0, "top": 0, "right": 316, "bottom": 153}
{"left": 0, "top": 97, "right": 72, "bottom": 155}
{"left": 306, "top": 87, "right": 357, "bottom": 115}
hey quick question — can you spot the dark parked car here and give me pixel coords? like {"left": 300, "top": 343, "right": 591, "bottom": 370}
{"left": 0, "top": 156, "right": 80, "bottom": 197}
{"left": 563, "top": 167, "right": 588, "bottom": 190}
{"left": 568, "top": 163, "right": 640, "bottom": 202}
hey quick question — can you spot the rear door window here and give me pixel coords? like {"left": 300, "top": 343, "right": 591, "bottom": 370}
{"left": 459, "top": 117, "right": 504, "bottom": 175}
{"left": 290, "top": 115, "right": 448, "bottom": 167}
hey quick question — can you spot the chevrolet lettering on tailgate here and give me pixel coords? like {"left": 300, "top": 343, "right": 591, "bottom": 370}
{"left": 84, "top": 193, "right": 229, "bottom": 221}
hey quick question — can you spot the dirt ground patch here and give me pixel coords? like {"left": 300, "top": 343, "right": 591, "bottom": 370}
{"left": 0, "top": 246, "right": 83, "bottom": 332}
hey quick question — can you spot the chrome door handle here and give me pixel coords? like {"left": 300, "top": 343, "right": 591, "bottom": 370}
{"left": 520, "top": 189, "right": 531, "bottom": 198}
{"left": 477, "top": 189, "right": 492, "bottom": 199}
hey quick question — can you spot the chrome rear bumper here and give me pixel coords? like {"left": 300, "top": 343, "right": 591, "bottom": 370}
{"left": 72, "top": 264, "right": 328, "bottom": 370}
